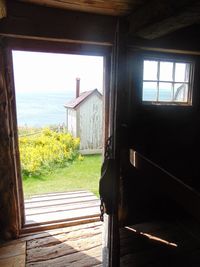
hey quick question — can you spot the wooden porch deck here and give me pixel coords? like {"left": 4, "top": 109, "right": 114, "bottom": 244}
{"left": 25, "top": 190, "right": 100, "bottom": 226}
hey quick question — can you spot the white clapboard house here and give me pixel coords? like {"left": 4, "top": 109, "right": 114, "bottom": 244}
{"left": 64, "top": 78, "right": 103, "bottom": 154}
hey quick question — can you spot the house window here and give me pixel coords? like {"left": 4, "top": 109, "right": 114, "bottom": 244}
{"left": 142, "top": 59, "right": 193, "bottom": 104}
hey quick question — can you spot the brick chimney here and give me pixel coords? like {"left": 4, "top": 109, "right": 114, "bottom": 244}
{"left": 76, "top": 78, "right": 80, "bottom": 98}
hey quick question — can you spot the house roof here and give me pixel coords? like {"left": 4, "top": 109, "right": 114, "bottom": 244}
{"left": 64, "top": 89, "right": 102, "bottom": 109}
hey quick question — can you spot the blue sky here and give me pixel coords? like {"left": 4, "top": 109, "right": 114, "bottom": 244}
{"left": 12, "top": 51, "right": 104, "bottom": 94}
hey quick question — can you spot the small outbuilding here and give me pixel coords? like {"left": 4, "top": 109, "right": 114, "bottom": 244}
{"left": 64, "top": 78, "right": 103, "bottom": 154}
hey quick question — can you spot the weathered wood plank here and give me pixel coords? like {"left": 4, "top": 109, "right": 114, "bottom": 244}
{"left": 0, "top": 254, "right": 25, "bottom": 267}
{"left": 27, "top": 224, "right": 102, "bottom": 249}
{"left": 78, "top": 92, "right": 103, "bottom": 151}
{"left": 26, "top": 206, "right": 100, "bottom": 225}
{"left": 22, "top": 217, "right": 100, "bottom": 234}
{"left": 1, "top": 222, "right": 103, "bottom": 267}
{"left": 28, "top": 190, "right": 89, "bottom": 198}
{"left": 122, "top": 225, "right": 194, "bottom": 249}
{"left": 120, "top": 220, "right": 173, "bottom": 236}
{"left": 0, "top": 42, "right": 21, "bottom": 239}
{"left": 26, "top": 233, "right": 102, "bottom": 263}
{"left": 25, "top": 195, "right": 98, "bottom": 209}
{"left": 26, "top": 200, "right": 100, "bottom": 216}
{"left": 0, "top": 241, "right": 26, "bottom": 267}
{"left": 0, "top": 241, "right": 26, "bottom": 259}
{"left": 0, "top": 223, "right": 103, "bottom": 267}
{"left": 20, "top": 0, "right": 144, "bottom": 16}
{"left": 26, "top": 245, "right": 102, "bottom": 267}
{"left": 20, "top": 221, "right": 102, "bottom": 241}
{"left": 25, "top": 192, "right": 95, "bottom": 203}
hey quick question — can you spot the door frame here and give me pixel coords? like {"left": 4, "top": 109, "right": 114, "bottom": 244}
{"left": 2, "top": 36, "right": 112, "bottom": 235}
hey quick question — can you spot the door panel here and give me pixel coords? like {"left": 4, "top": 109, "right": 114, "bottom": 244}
{"left": 99, "top": 18, "right": 128, "bottom": 267}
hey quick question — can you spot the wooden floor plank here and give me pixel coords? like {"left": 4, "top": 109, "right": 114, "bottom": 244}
{"left": 25, "top": 192, "right": 95, "bottom": 203}
{"left": 26, "top": 245, "right": 102, "bottom": 267}
{"left": 25, "top": 200, "right": 100, "bottom": 216}
{"left": 27, "top": 190, "right": 89, "bottom": 198}
{"left": 26, "top": 206, "right": 100, "bottom": 225}
{"left": 27, "top": 232, "right": 102, "bottom": 263}
{"left": 0, "top": 242, "right": 26, "bottom": 259}
{"left": 0, "top": 241, "right": 26, "bottom": 267}
{"left": 0, "top": 254, "right": 25, "bottom": 267}
{"left": 20, "top": 222, "right": 102, "bottom": 242}
{"left": 22, "top": 217, "right": 100, "bottom": 234}
{"left": 25, "top": 195, "right": 98, "bottom": 209}
{"left": 27, "top": 224, "right": 102, "bottom": 250}
{"left": 25, "top": 222, "right": 103, "bottom": 267}
{"left": 1, "top": 222, "right": 102, "bottom": 267}
{"left": 24, "top": 191, "right": 100, "bottom": 226}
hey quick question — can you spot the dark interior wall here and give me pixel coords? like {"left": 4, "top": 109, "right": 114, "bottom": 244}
{"left": 127, "top": 25, "right": 200, "bottom": 191}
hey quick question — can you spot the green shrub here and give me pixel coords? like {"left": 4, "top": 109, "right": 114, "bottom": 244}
{"left": 19, "top": 128, "right": 81, "bottom": 176}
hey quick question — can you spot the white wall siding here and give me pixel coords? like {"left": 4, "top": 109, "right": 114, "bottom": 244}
{"left": 78, "top": 94, "right": 102, "bottom": 151}
{"left": 67, "top": 108, "right": 77, "bottom": 137}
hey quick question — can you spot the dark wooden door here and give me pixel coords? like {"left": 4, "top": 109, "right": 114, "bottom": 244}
{"left": 99, "top": 18, "right": 128, "bottom": 267}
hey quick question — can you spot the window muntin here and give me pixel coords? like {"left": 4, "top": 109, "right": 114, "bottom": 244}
{"left": 142, "top": 59, "right": 193, "bottom": 104}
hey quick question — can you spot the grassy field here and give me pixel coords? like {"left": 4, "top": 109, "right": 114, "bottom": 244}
{"left": 23, "top": 154, "right": 102, "bottom": 198}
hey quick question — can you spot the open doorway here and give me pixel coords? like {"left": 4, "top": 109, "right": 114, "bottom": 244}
{"left": 12, "top": 50, "right": 104, "bottom": 228}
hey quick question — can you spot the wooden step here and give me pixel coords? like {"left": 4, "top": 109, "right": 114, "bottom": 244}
{"left": 24, "top": 191, "right": 100, "bottom": 228}
{"left": 26, "top": 190, "right": 89, "bottom": 199}
{"left": 26, "top": 206, "right": 100, "bottom": 225}
{"left": 26, "top": 200, "right": 100, "bottom": 216}
{"left": 25, "top": 191, "right": 94, "bottom": 203}
{"left": 25, "top": 195, "right": 98, "bottom": 209}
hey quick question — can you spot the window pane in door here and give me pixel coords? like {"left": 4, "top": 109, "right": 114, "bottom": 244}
{"left": 143, "top": 82, "right": 157, "bottom": 101}
{"left": 174, "top": 83, "right": 188, "bottom": 102}
{"left": 143, "top": 60, "right": 158, "bottom": 80}
{"left": 175, "top": 63, "right": 190, "bottom": 82}
{"left": 158, "top": 82, "right": 172, "bottom": 101}
{"left": 160, "top": 61, "right": 173, "bottom": 81}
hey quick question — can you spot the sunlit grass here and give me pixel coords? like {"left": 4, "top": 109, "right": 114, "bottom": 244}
{"left": 23, "top": 154, "right": 102, "bottom": 198}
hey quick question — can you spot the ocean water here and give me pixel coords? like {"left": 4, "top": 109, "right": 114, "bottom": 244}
{"left": 143, "top": 90, "right": 172, "bottom": 101}
{"left": 16, "top": 91, "right": 74, "bottom": 127}
{"left": 15, "top": 88, "right": 182, "bottom": 127}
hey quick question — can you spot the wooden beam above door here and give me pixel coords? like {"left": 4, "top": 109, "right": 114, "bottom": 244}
{"left": 19, "top": 0, "right": 146, "bottom": 16}
{"left": 0, "top": 1, "right": 116, "bottom": 45}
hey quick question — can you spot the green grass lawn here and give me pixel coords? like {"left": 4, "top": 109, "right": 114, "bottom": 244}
{"left": 23, "top": 154, "right": 102, "bottom": 198}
